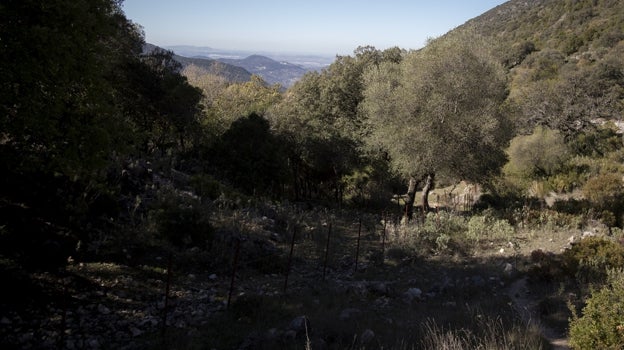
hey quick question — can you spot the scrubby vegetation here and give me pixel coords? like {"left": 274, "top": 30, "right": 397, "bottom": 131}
{"left": 2, "top": 0, "right": 624, "bottom": 348}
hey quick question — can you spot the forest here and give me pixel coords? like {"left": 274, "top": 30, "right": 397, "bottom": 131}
{"left": 1, "top": 0, "right": 624, "bottom": 349}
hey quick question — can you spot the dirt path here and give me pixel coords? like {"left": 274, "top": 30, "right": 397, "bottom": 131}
{"left": 506, "top": 276, "right": 570, "bottom": 350}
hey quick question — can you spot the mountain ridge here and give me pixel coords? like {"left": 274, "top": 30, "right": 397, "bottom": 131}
{"left": 143, "top": 43, "right": 252, "bottom": 83}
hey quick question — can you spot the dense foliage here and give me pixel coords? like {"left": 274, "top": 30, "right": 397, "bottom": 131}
{"left": 569, "top": 268, "right": 624, "bottom": 349}
{"left": 1, "top": 0, "right": 624, "bottom": 348}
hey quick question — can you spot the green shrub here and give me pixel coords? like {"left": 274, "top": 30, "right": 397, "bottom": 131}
{"left": 467, "top": 213, "right": 515, "bottom": 242}
{"left": 190, "top": 173, "right": 223, "bottom": 200}
{"left": 569, "top": 268, "right": 624, "bottom": 349}
{"left": 562, "top": 237, "right": 624, "bottom": 284}
{"left": 149, "top": 189, "right": 213, "bottom": 247}
{"left": 583, "top": 173, "right": 623, "bottom": 205}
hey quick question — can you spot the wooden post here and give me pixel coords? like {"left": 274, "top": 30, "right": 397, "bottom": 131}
{"left": 284, "top": 226, "right": 296, "bottom": 293}
{"left": 227, "top": 239, "right": 241, "bottom": 308}
{"left": 58, "top": 276, "right": 68, "bottom": 350}
{"left": 354, "top": 217, "right": 362, "bottom": 274}
{"left": 381, "top": 213, "right": 387, "bottom": 264}
{"left": 322, "top": 223, "right": 332, "bottom": 280}
{"left": 162, "top": 252, "right": 173, "bottom": 340}
{"left": 436, "top": 205, "right": 440, "bottom": 229}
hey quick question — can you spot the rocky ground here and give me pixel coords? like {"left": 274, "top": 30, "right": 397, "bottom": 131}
{"left": 0, "top": 206, "right": 583, "bottom": 349}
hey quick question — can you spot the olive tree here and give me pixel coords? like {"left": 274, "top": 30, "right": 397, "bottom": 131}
{"left": 362, "top": 32, "right": 512, "bottom": 217}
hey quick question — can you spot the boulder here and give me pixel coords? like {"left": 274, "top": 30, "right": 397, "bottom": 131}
{"left": 403, "top": 287, "right": 422, "bottom": 303}
{"left": 289, "top": 315, "right": 311, "bottom": 337}
{"left": 360, "top": 329, "right": 375, "bottom": 345}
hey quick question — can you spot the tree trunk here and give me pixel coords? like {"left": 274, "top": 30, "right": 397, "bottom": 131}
{"left": 421, "top": 173, "right": 435, "bottom": 213}
{"left": 404, "top": 176, "right": 418, "bottom": 221}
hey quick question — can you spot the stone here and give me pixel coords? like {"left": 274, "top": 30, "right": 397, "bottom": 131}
{"left": 130, "top": 327, "right": 143, "bottom": 337}
{"left": 471, "top": 275, "right": 485, "bottom": 287}
{"left": 339, "top": 308, "right": 362, "bottom": 321}
{"left": 87, "top": 338, "right": 100, "bottom": 349}
{"left": 403, "top": 287, "right": 422, "bottom": 303}
{"left": 289, "top": 315, "right": 310, "bottom": 335}
{"left": 360, "top": 329, "right": 375, "bottom": 345}
{"left": 503, "top": 263, "right": 516, "bottom": 277}
{"left": 1, "top": 316, "right": 11, "bottom": 325}
{"left": 582, "top": 231, "right": 595, "bottom": 239}
{"left": 97, "top": 304, "right": 110, "bottom": 315}
{"left": 209, "top": 274, "right": 218, "bottom": 280}
{"left": 369, "top": 281, "right": 388, "bottom": 295}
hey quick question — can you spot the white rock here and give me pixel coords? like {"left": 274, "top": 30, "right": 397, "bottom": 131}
{"left": 503, "top": 263, "right": 515, "bottom": 277}
{"left": 582, "top": 231, "right": 595, "bottom": 239}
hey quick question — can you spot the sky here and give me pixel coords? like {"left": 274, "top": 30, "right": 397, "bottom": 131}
{"left": 122, "top": 0, "right": 508, "bottom": 56}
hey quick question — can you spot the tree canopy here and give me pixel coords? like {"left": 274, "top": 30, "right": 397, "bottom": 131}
{"left": 361, "top": 32, "right": 512, "bottom": 211}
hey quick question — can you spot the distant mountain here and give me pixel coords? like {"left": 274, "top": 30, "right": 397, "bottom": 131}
{"left": 215, "top": 54, "right": 308, "bottom": 87}
{"left": 165, "top": 45, "right": 334, "bottom": 70}
{"left": 165, "top": 45, "right": 335, "bottom": 87}
{"left": 143, "top": 43, "right": 252, "bottom": 83}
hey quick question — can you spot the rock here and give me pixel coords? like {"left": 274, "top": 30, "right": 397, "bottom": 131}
{"left": 569, "top": 235, "right": 576, "bottom": 244}
{"left": 373, "top": 296, "right": 390, "bottom": 309}
{"left": 582, "top": 231, "right": 595, "bottom": 239}
{"left": 339, "top": 308, "right": 361, "bottom": 321}
{"left": 360, "top": 329, "right": 375, "bottom": 345}
{"left": 503, "top": 263, "right": 516, "bottom": 277}
{"left": 369, "top": 281, "right": 388, "bottom": 295}
{"left": 87, "top": 338, "right": 100, "bottom": 349}
{"left": 403, "top": 287, "right": 422, "bottom": 303}
{"left": 289, "top": 315, "right": 310, "bottom": 336}
{"left": 130, "top": 327, "right": 143, "bottom": 337}
{"left": 97, "top": 304, "right": 110, "bottom": 315}
{"left": 283, "top": 330, "right": 297, "bottom": 340}
{"left": 471, "top": 275, "right": 486, "bottom": 287}
{"left": 265, "top": 328, "right": 281, "bottom": 340}
{"left": 209, "top": 273, "right": 218, "bottom": 280}
{"left": 1, "top": 316, "right": 11, "bottom": 325}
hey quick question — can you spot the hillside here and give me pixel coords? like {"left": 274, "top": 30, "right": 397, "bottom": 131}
{"left": 465, "top": 0, "right": 624, "bottom": 52}
{"left": 455, "top": 0, "right": 624, "bottom": 133}
{"left": 4, "top": 0, "right": 624, "bottom": 349}
{"left": 217, "top": 54, "right": 309, "bottom": 87}
{"left": 165, "top": 45, "right": 332, "bottom": 87}
{"left": 144, "top": 43, "right": 252, "bottom": 83}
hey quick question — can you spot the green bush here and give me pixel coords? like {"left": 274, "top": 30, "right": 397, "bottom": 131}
{"left": 467, "top": 213, "right": 515, "bottom": 242}
{"left": 562, "top": 237, "right": 624, "bottom": 284}
{"left": 190, "top": 173, "right": 223, "bottom": 200}
{"left": 149, "top": 189, "right": 213, "bottom": 247}
{"left": 569, "top": 268, "right": 624, "bottom": 349}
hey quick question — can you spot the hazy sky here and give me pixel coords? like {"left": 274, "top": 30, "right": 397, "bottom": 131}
{"left": 122, "top": 0, "right": 508, "bottom": 56}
